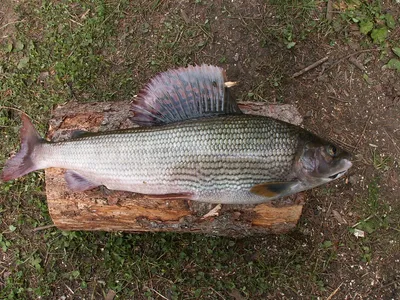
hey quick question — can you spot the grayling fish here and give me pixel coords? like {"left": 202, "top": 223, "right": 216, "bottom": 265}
{"left": 1, "top": 65, "right": 352, "bottom": 204}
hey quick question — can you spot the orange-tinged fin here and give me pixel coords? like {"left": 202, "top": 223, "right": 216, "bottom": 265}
{"left": 1, "top": 114, "right": 44, "bottom": 182}
{"left": 65, "top": 170, "right": 100, "bottom": 192}
{"left": 131, "top": 64, "right": 242, "bottom": 126}
{"left": 250, "top": 181, "right": 297, "bottom": 198}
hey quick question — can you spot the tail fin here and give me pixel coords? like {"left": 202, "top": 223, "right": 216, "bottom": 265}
{"left": 1, "top": 114, "right": 44, "bottom": 182}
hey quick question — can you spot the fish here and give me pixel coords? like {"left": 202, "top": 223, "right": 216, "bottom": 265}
{"left": 0, "top": 65, "right": 352, "bottom": 204}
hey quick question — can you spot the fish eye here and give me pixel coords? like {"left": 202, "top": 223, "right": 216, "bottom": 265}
{"left": 326, "top": 145, "right": 337, "bottom": 157}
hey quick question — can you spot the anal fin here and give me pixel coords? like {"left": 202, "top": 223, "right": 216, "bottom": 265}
{"left": 65, "top": 170, "right": 99, "bottom": 192}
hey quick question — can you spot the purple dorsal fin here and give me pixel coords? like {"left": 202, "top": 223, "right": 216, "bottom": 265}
{"left": 130, "top": 64, "right": 242, "bottom": 126}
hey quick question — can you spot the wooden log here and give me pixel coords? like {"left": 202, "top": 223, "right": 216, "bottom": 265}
{"left": 45, "top": 101, "right": 305, "bottom": 237}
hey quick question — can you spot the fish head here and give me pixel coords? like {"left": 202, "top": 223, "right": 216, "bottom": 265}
{"left": 295, "top": 135, "right": 352, "bottom": 187}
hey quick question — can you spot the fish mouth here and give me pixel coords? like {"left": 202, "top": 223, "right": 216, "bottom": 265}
{"left": 328, "top": 160, "right": 352, "bottom": 180}
{"left": 328, "top": 170, "right": 347, "bottom": 180}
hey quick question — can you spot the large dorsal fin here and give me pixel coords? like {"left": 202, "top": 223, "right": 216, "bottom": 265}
{"left": 130, "top": 64, "right": 242, "bottom": 126}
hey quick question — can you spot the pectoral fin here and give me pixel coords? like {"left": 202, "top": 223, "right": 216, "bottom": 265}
{"left": 250, "top": 181, "right": 299, "bottom": 198}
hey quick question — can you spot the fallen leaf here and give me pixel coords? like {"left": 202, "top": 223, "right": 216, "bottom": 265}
{"left": 385, "top": 59, "right": 400, "bottom": 72}
{"left": 332, "top": 210, "right": 347, "bottom": 224}
{"left": 6, "top": 42, "right": 13, "bottom": 53}
{"left": 17, "top": 57, "right": 29, "bottom": 69}
{"left": 371, "top": 27, "right": 388, "bottom": 44}
{"left": 228, "top": 288, "right": 246, "bottom": 300}
{"left": 385, "top": 14, "right": 396, "bottom": 29}
{"left": 392, "top": 47, "right": 400, "bottom": 58}
{"left": 15, "top": 40, "right": 24, "bottom": 51}
{"left": 353, "top": 228, "right": 365, "bottom": 238}
{"left": 359, "top": 20, "right": 373, "bottom": 34}
{"left": 286, "top": 41, "right": 296, "bottom": 49}
{"left": 104, "top": 289, "right": 116, "bottom": 300}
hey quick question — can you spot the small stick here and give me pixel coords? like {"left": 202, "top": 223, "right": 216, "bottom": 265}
{"left": 352, "top": 215, "right": 374, "bottom": 228}
{"left": 70, "top": 18, "right": 83, "bottom": 26}
{"left": 180, "top": 9, "right": 190, "bottom": 24}
{"left": 0, "top": 20, "right": 25, "bottom": 31}
{"left": 326, "top": 0, "right": 333, "bottom": 21}
{"left": 292, "top": 56, "right": 329, "bottom": 78}
{"left": 65, "top": 284, "right": 75, "bottom": 294}
{"left": 383, "top": 128, "right": 400, "bottom": 155}
{"left": 149, "top": 288, "right": 169, "bottom": 300}
{"left": 325, "top": 48, "right": 381, "bottom": 73}
{"left": 209, "top": 287, "right": 227, "bottom": 300}
{"left": 328, "top": 96, "right": 351, "bottom": 103}
{"left": 0, "top": 105, "right": 28, "bottom": 115}
{"left": 33, "top": 224, "right": 56, "bottom": 232}
{"left": 353, "top": 115, "right": 373, "bottom": 152}
{"left": 326, "top": 282, "right": 343, "bottom": 300}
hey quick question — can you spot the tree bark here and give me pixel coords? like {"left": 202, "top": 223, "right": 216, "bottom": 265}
{"left": 45, "top": 101, "right": 305, "bottom": 237}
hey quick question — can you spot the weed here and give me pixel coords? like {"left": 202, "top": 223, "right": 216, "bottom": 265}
{"left": 266, "top": 0, "right": 323, "bottom": 48}
{"left": 338, "top": 0, "right": 396, "bottom": 46}
{"left": 371, "top": 149, "right": 393, "bottom": 171}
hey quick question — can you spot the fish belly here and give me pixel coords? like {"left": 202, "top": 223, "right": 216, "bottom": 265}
{"left": 38, "top": 115, "right": 300, "bottom": 204}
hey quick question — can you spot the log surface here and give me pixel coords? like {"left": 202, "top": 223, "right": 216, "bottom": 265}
{"left": 45, "top": 101, "right": 304, "bottom": 237}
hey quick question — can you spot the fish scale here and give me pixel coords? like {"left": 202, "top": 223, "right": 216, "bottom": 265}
{"left": 34, "top": 115, "right": 299, "bottom": 203}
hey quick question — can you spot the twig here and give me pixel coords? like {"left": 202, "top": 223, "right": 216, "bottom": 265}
{"left": 65, "top": 284, "right": 75, "bottom": 294}
{"left": 0, "top": 20, "right": 25, "bottom": 31}
{"left": 33, "top": 224, "right": 56, "bottom": 232}
{"left": 149, "top": 288, "right": 169, "bottom": 300}
{"left": 353, "top": 115, "right": 372, "bottom": 152}
{"left": 171, "top": 29, "right": 184, "bottom": 48}
{"left": 326, "top": 282, "right": 343, "bottom": 300}
{"left": 70, "top": 18, "right": 83, "bottom": 26}
{"left": 292, "top": 56, "right": 329, "bottom": 78}
{"left": 180, "top": 9, "right": 190, "bottom": 24}
{"left": 326, "top": 0, "right": 333, "bottom": 21}
{"left": 352, "top": 215, "right": 374, "bottom": 228}
{"left": 325, "top": 48, "right": 381, "bottom": 73}
{"left": 90, "top": 277, "right": 97, "bottom": 300}
{"left": 210, "top": 287, "right": 226, "bottom": 300}
{"left": 0, "top": 105, "right": 27, "bottom": 115}
{"left": 383, "top": 128, "right": 400, "bottom": 155}
{"left": 328, "top": 96, "right": 351, "bottom": 103}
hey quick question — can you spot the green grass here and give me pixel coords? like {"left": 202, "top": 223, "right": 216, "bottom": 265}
{"left": 1, "top": 0, "right": 399, "bottom": 298}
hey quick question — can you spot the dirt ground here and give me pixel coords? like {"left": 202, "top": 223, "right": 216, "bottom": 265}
{"left": 1, "top": 0, "right": 399, "bottom": 299}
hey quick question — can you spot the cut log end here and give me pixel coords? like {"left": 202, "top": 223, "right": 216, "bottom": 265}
{"left": 45, "top": 101, "right": 305, "bottom": 237}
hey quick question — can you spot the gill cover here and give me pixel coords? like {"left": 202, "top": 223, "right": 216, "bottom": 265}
{"left": 298, "top": 139, "right": 352, "bottom": 184}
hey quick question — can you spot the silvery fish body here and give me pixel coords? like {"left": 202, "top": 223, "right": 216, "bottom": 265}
{"left": 1, "top": 65, "right": 352, "bottom": 204}
{"left": 37, "top": 115, "right": 300, "bottom": 203}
